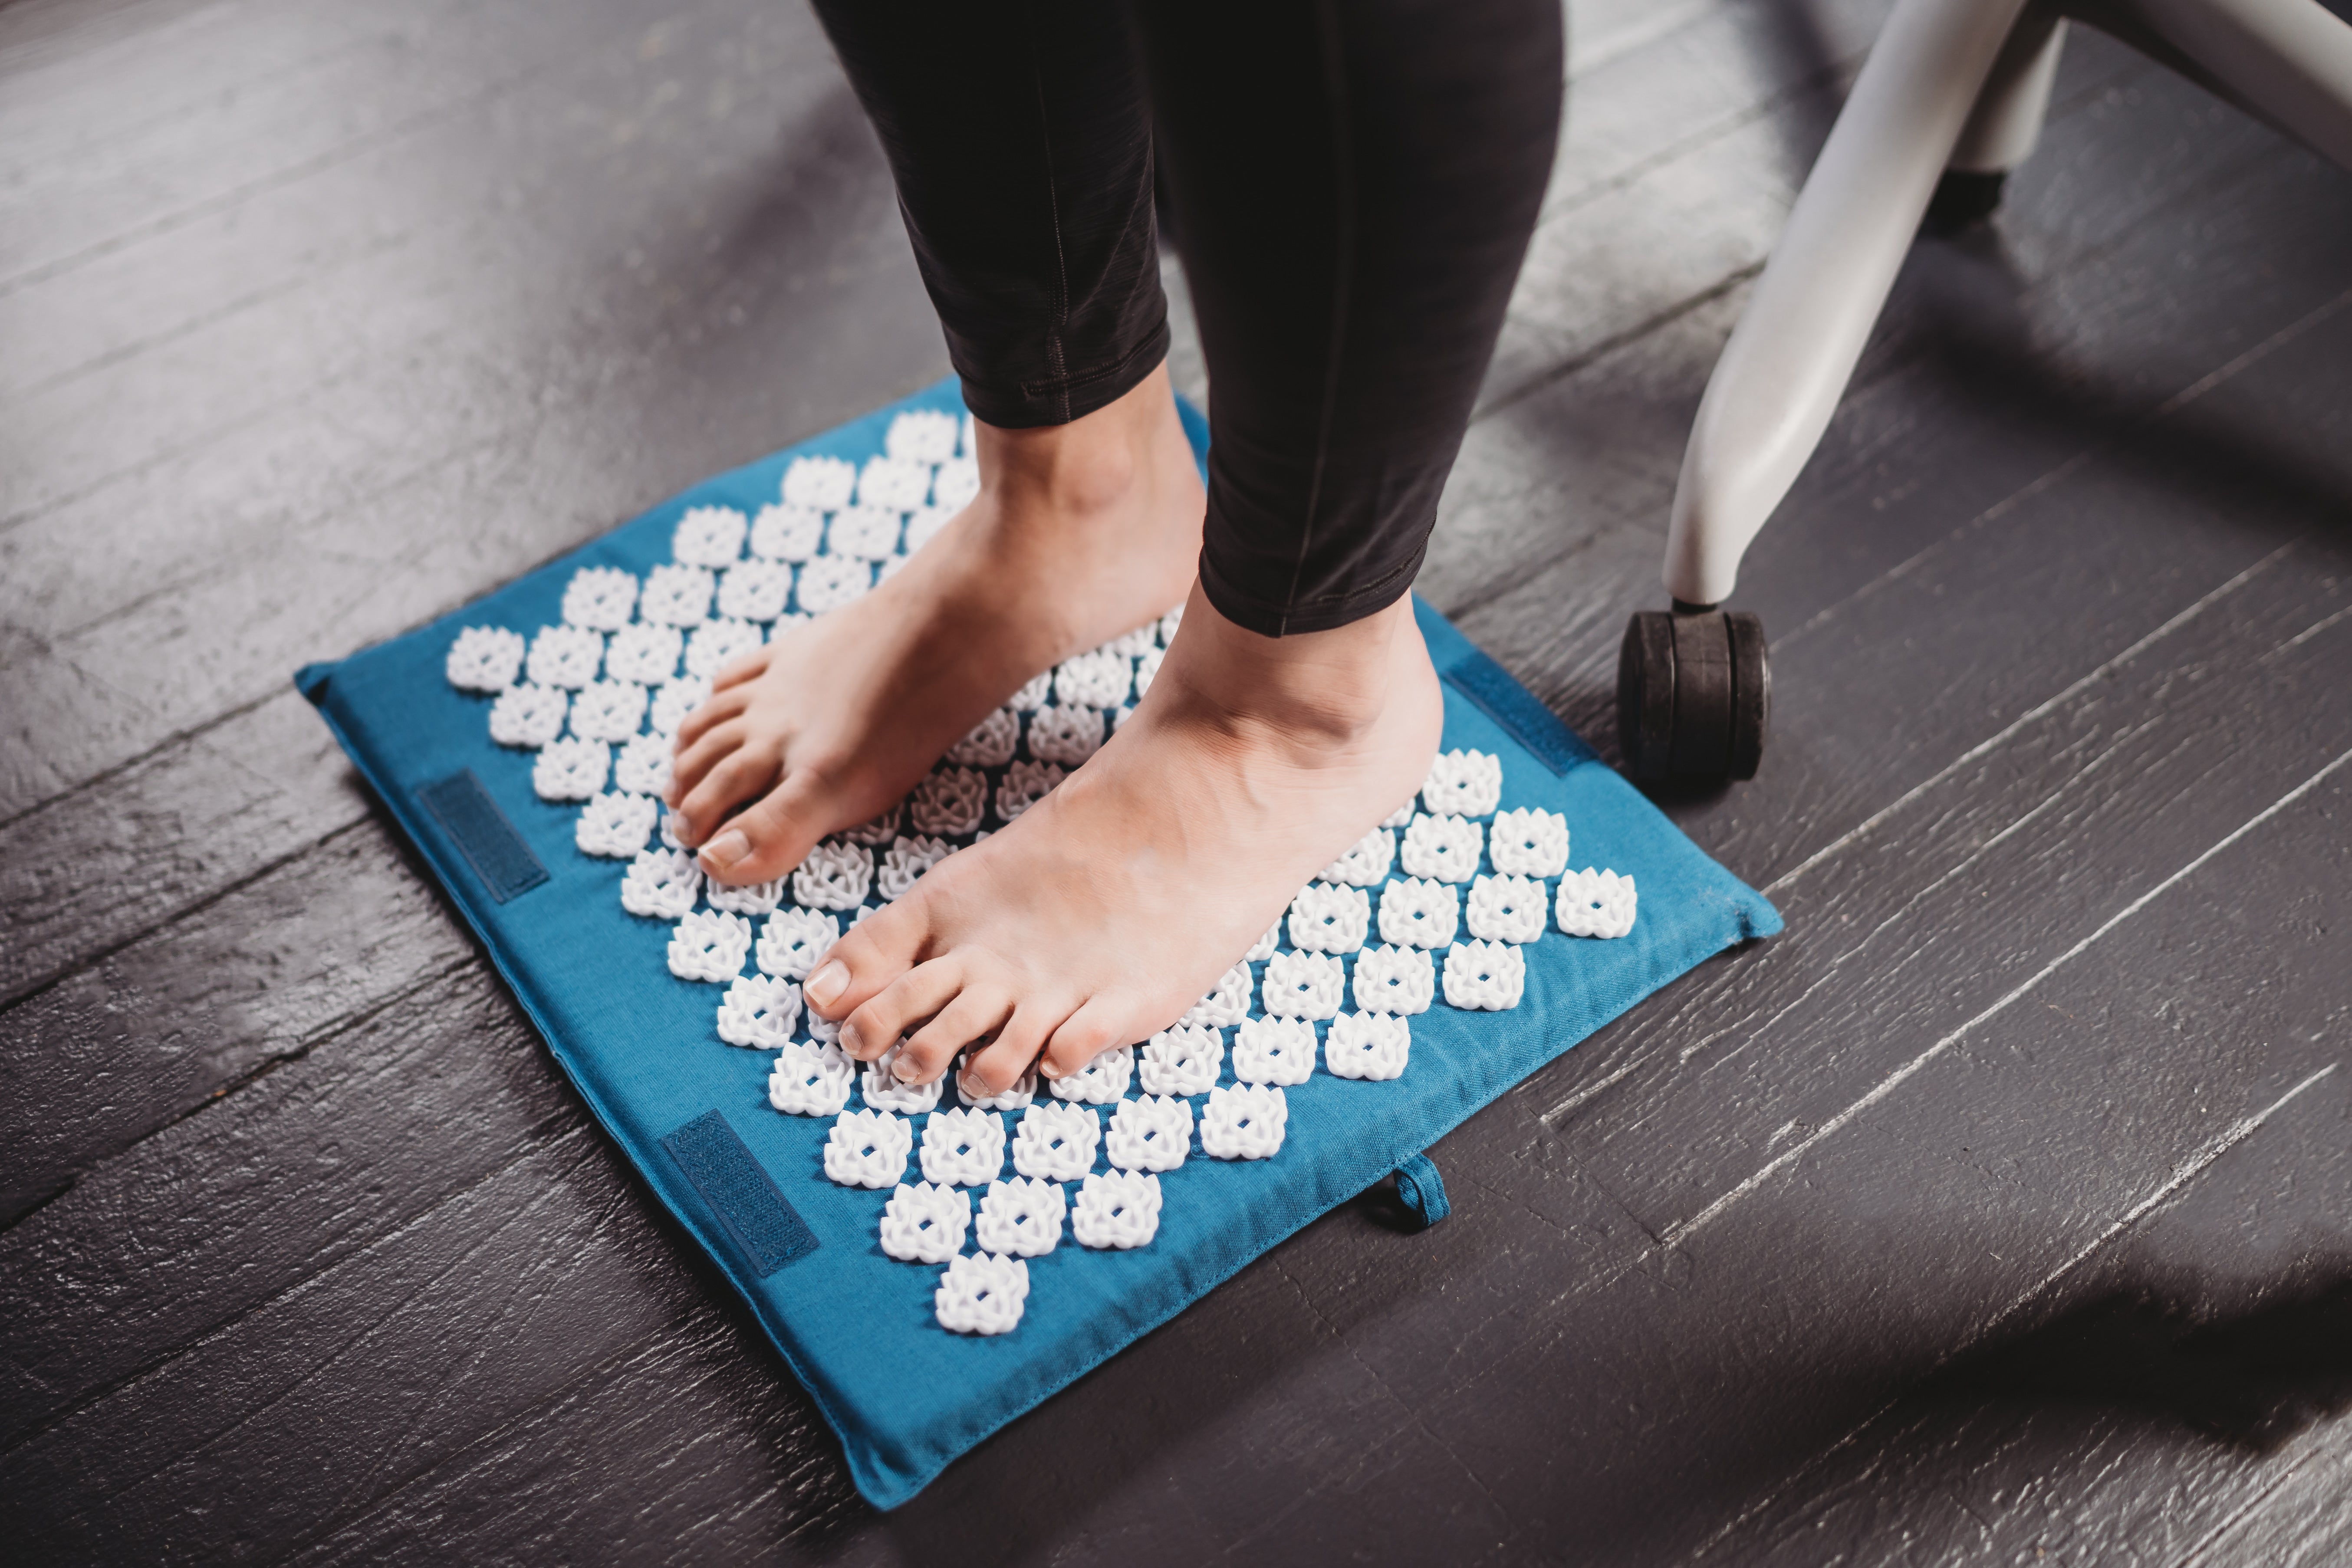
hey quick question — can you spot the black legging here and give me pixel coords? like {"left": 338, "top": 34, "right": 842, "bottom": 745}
{"left": 812, "top": 0, "right": 1563, "bottom": 636}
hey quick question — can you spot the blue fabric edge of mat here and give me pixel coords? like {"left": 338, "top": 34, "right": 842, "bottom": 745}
{"left": 295, "top": 377, "right": 1783, "bottom": 1511}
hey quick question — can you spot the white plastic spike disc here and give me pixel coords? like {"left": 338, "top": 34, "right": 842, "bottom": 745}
{"left": 1071, "top": 1169, "right": 1163, "bottom": 1249}
{"left": 879, "top": 1180, "right": 970, "bottom": 1263}
{"left": 934, "top": 1251, "right": 1028, "bottom": 1334}
{"left": 1198, "top": 1084, "right": 1287, "bottom": 1160}
{"left": 1325, "top": 1012, "right": 1410, "bottom": 1081}
{"left": 823, "top": 1108, "right": 910, "bottom": 1189}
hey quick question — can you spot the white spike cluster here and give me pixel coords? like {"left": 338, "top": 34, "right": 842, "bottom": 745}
{"left": 1377, "top": 878, "right": 1458, "bottom": 949}
{"left": 716, "top": 973, "right": 802, "bottom": 1047}
{"left": 447, "top": 626, "right": 525, "bottom": 690}
{"left": 1048, "top": 1045, "right": 1132, "bottom": 1105}
{"left": 527, "top": 625, "right": 604, "bottom": 689}
{"left": 1351, "top": 943, "right": 1434, "bottom": 1015}
{"left": 1233, "top": 1018, "right": 1317, "bottom": 1086}
{"left": 613, "top": 734, "right": 673, "bottom": 796}
{"left": 1072, "top": 1170, "right": 1162, "bottom": 1249}
{"left": 880, "top": 1181, "right": 970, "bottom": 1262}
{"left": 706, "top": 875, "right": 785, "bottom": 917}
{"left": 1287, "top": 883, "right": 1370, "bottom": 954}
{"left": 1139, "top": 1026, "right": 1224, "bottom": 1096}
{"left": 1326, "top": 1013, "right": 1411, "bottom": 1080}
{"left": 793, "top": 840, "right": 873, "bottom": 910}
{"left": 1556, "top": 868, "right": 1638, "bottom": 938}
{"left": 975, "top": 1176, "right": 1066, "bottom": 1257}
{"left": 934, "top": 1251, "right": 1028, "bottom": 1335}
{"left": 768, "top": 1042, "right": 855, "bottom": 1116}
{"left": 1105, "top": 1095, "right": 1194, "bottom": 1171}
{"left": 668, "top": 910, "right": 752, "bottom": 982}
{"left": 620, "top": 848, "right": 701, "bottom": 919}
{"left": 1011, "top": 1101, "right": 1099, "bottom": 1181}
{"left": 757, "top": 908, "right": 838, "bottom": 979}
{"left": 490, "top": 684, "right": 567, "bottom": 748}
{"left": 568, "top": 680, "right": 646, "bottom": 743}
{"left": 1182, "top": 964, "right": 1254, "bottom": 1029}
{"left": 1319, "top": 825, "right": 1396, "bottom": 888}
{"left": 607, "top": 624, "right": 681, "bottom": 685}
{"left": 824, "top": 1109, "right": 910, "bottom": 1188}
{"left": 1200, "top": 1084, "right": 1287, "bottom": 1160}
{"left": 576, "top": 791, "right": 658, "bottom": 858}
{"left": 1466, "top": 874, "right": 1548, "bottom": 944}
{"left": 920, "top": 1107, "right": 1006, "bottom": 1187}
{"left": 1441, "top": 940, "right": 1526, "bottom": 1011}
{"left": 1261, "top": 951, "right": 1344, "bottom": 1021}
{"left": 533, "top": 737, "right": 609, "bottom": 801}
{"left": 863, "top": 1046, "right": 944, "bottom": 1115}
{"left": 563, "top": 566, "right": 640, "bottom": 631}
{"left": 1421, "top": 748, "right": 1503, "bottom": 817}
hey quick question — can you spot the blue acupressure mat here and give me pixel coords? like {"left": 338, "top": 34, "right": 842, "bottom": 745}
{"left": 297, "top": 377, "right": 1781, "bottom": 1509}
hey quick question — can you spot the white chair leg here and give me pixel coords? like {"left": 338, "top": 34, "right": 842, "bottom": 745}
{"left": 1660, "top": 0, "right": 2036, "bottom": 608}
{"left": 1953, "top": 13, "right": 2069, "bottom": 174}
{"left": 2110, "top": 0, "right": 2352, "bottom": 169}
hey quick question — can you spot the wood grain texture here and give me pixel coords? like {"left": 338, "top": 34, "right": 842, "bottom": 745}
{"left": 5, "top": 0, "right": 2351, "bottom": 1560}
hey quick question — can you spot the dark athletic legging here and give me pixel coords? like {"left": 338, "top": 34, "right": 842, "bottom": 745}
{"left": 811, "top": 0, "right": 1563, "bottom": 636}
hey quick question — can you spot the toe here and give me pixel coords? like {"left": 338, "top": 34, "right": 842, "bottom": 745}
{"left": 697, "top": 769, "right": 832, "bottom": 883}
{"left": 709, "top": 644, "right": 771, "bottom": 694}
{"left": 674, "top": 684, "right": 750, "bottom": 751}
{"left": 963, "top": 1001, "right": 1056, "bottom": 1097}
{"left": 1040, "top": 996, "right": 1128, "bottom": 1080}
{"left": 899, "top": 978, "right": 1014, "bottom": 1085}
{"left": 675, "top": 746, "right": 780, "bottom": 851}
{"left": 840, "top": 952, "right": 969, "bottom": 1065}
{"left": 806, "top": 897, "right": 930, "bottom": 1024}
{"left": 665, "top": 717, "right": 751, "bottom": 816}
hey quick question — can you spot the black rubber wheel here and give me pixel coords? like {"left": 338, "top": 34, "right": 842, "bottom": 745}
{"left": 1616, "top": 606, "right": 1770, "bottom": 783}
{"left": 1923, "top": 168, "right": 2007, "bottom": 236}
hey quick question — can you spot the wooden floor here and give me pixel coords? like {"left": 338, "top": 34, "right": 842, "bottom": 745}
{"left": 6, "top": 0, "right": 2351, "bottom": 1560}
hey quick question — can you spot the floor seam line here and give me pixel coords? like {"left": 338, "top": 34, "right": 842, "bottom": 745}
{"left": 1669, "top": 744, "right": 2352, "bottom": 1246}
{"left": 1763, "top": 539, "right": 2300, "bottom": 897}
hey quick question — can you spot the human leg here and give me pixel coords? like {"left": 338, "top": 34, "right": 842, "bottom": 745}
{"left": 810, "top": 0, "right": 1564, "bottom": 1088}
{"left": 672, "top": 0, "right": 1204, "bottom": 883}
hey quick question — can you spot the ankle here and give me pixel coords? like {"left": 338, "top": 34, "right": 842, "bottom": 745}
{"left": 972, "top": 365, "right": 1183, "bottom": 523}
{"left": 1159, "top": 590, "right": 1426, "bottom": 750}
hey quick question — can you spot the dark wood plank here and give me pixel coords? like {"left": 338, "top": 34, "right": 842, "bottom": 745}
{"left": 0, "top": 690, "right": 364, "bottom": 1007}
{"left": 0, "top": 815, "right": 460, "bottom": 1226}
{"left": 0, "top": 946, "right": 543, "bottom": 1446}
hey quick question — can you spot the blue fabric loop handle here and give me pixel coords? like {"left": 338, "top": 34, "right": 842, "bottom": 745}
{"left": 1393, "top": 1152, "right": 1450, "bottom": 1231}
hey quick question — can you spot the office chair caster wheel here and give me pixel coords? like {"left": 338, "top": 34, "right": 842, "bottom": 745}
{"left": 1617, "top": 605, "right": 1769, "bottom": 783}
{"left": 1924, "top": 168, "right": 2006, "bottom": 235}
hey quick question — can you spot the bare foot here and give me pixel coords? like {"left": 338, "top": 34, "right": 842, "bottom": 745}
{"left": 668, "top": 366, "right": 1204, "bottom": 883}
{"left": 803, "top": 586, "right": 1444, "bottom": 1091}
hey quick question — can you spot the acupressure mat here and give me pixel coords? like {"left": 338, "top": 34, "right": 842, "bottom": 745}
{"left": 297, "top": 377, "right": 1782, "bottom": 1509}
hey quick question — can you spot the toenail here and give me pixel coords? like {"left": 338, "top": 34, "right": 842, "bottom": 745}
{"left": 957, "top": 1065, "right": 992, "bottom": 1099}
{"left": 892, "top": 1049, "right": 923, "bottom": 1083}
{"left": 1037, "top": 1060, "right": 1062, "bottom": 1079}
{"left": 839, "top": 1022, "right": 866, "bottom": 1058}
{"left": 700, "top": 828, "right": 748, "bottom": 873}
{"left": 808, "top": 961, "right": 848, "bottom": 1009}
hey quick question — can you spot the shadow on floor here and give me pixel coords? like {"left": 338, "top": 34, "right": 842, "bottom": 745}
{"left": 1921, "top": 1268, "right": 2352, "bottom": 1454}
